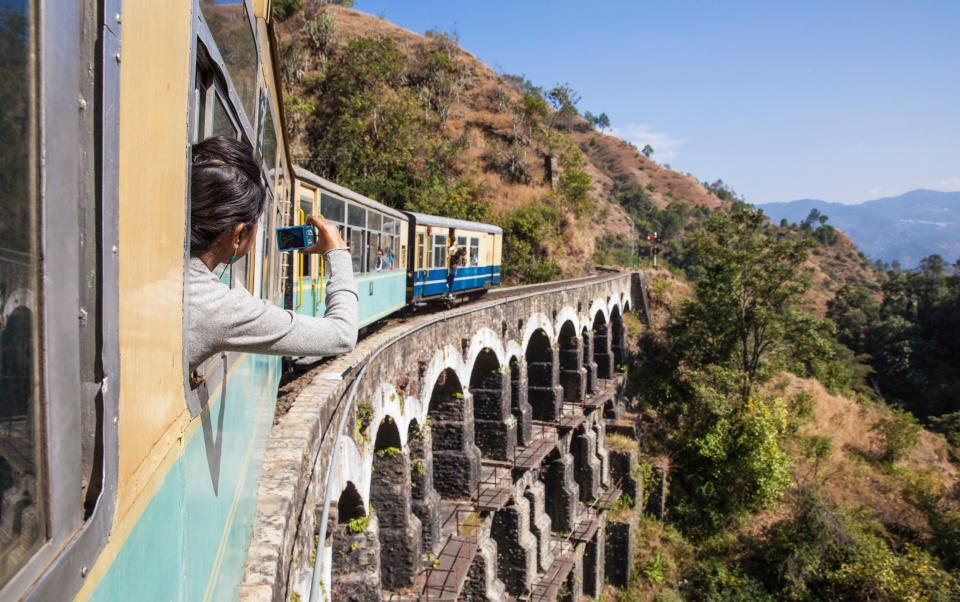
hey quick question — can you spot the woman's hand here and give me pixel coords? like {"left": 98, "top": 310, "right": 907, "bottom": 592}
{"left": 303, "top": 215, "right": 349, "bottom": 254}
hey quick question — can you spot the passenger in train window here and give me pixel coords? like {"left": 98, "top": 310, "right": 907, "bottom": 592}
{"left": 375, "top": 247, "right": 384, "bottom": 271}
{"left": 187, "top": 136, "right": 358, "bottom": 369}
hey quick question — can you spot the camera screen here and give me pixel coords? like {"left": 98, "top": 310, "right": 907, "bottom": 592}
{"left": 277, "top": 227, "right": 306, "bottom": 250}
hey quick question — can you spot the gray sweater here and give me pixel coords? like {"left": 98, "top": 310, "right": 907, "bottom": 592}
{"left": 188, "top": 249, "right": 358, "bottom": 369}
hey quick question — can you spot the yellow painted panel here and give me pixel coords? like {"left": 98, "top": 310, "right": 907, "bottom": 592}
{"left": 116, "top": 0, "right": 193, "bottom": 521}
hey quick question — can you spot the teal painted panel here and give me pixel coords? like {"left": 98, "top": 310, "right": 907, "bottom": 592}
{"left": 88, "top": 354, "right": 280, "bottom": 602}
{"left": 293, "top": 270, "right": 405, "bottom": 327}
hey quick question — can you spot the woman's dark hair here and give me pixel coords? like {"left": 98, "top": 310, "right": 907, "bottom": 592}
{"left": 190, "top": 136, "right": 266, "bottom": 255}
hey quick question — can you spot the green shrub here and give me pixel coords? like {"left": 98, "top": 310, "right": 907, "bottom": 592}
{"left": 871, "top": 406, "right": 921, "bottom": 464}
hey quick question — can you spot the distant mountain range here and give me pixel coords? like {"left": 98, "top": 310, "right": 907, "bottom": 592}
{"left": 757, "top": 189, "right": 960, "bottom": 269}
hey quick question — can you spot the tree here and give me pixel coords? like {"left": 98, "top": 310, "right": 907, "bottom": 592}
{"left": 596, "top": 112, "right": 611, "bottom": 130}
{"left": 546, "top": 82, "right": 580, "bottom": 125}
{"left": 642, "top": 144, "right": 654, "bottom": 158}
{"left": 677, "top": 207, "right": 814, "bottom": 401}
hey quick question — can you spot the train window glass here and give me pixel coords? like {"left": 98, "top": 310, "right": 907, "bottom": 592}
{"left": 366, "top": 211, "right": 382, "bottom": 232}
{"left": 212, "top": 93, "right": 239, "bottom": 139}
{"left": 382, "top": 217, "right": 396, "bottom": 236}
{"left": 0, "top": 0, "right": 46, "bottom": 583}
{"left": 456, "top": 236, "right": 468, "bottom": 267}
{"left": 257, "top": 92, "right": 277, "bottom": 170}
{"left": 349, "top": 229, "right": 364, "bottom": 273}
{"left": 320, "top": 193, "right": 345, "bottom": 223}
{"left": 384, "top": 235, "right": 396, "bottom": 270}
{"left": 469, "top": 237, "right": 480, "bottom": 266}
{"left": 347, "top": 204, "right": 365, "bottom": 228}
{"left": 367, "top": 232, "right": 382, "bottom": 272}
{"left": 432, "top": 234, "right": 446, "bottom": 269}
{"left": 200, "top": 0, "right": 258, "bottom": 123}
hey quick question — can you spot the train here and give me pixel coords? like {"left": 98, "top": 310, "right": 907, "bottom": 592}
{"left": 0, "top": 1, "right": 500, "bottom": 601}
{"left": 291, "top": 166, "right": 502, "bottom": 329}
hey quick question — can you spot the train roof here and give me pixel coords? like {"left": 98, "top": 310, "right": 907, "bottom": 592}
{"left": 404, "top": 212, "right": 503, "bottom": 235}
{"left": 293, "top": 165, "right": 406, "bottom": 221}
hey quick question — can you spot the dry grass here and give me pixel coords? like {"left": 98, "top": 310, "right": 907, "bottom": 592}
{"left": 606, "top": 432, "right": 640, "bottom": 455}
{"left": 767, "top": 374, "right": 958, "bottom": 539}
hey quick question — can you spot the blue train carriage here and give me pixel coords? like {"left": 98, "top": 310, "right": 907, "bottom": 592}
{"left": 292, "top": 167, "right": 410, "bottom": 327}
{"left": 405, "top": 212, "right": 503, "bottom": 302}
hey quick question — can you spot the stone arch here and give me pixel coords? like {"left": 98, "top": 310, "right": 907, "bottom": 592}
{"left": 337, "top": 481, "right": 366, "bottom": 524}
{"left": 520, "top": 312, "right": 555, "bottom": 352}
{"left": 470, "top": 348, "right": 516, "bottom": 461}
{"left": 588, "top": 298, "right": 609, "bottom": 326}
{"left": 408, "top": 419, "right": 440, "bottom": 551}
{"left": 370, "top": 417, "right": 421, "bottom": 589}
{"left": 332, "top": 481, "right": 381, "bottom": 601}
{"left": 592, "top": 310, "right": 614, "bottom": 379}
{"left": 525, "top": 328, "right": 561, "bottom": 421}
{"left": 428, "top": 368, "right": 480, "bottom": 498}
{"left": 553, "top": 305, "right": 581, "bottom": 339}
{"left": 558, "top": 320, "right": 585, "bottom": 405}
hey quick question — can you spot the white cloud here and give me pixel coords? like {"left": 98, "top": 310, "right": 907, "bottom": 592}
{"left": 609, "top": 123, "right": 684, "bottom": 162}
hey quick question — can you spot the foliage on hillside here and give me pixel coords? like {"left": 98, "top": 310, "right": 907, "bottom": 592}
{"left": 618, "top": 207, "right": 959, "bottom": 601}
{"left": 829, "top": 256, "right": 960, "bottom": 424}
{"left": 274, "top": 5, "right": 635, "bottom": 281}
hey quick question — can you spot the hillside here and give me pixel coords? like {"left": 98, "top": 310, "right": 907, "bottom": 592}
{"left": 273, "top": 4, "right": 875, "bottom": 299}
{"left": 758, "top": 189, "right": 960, "bottom": 269}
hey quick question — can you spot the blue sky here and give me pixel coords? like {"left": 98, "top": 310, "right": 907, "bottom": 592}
{"left": 352, "top": 0, "right": 960, "bottom": 204}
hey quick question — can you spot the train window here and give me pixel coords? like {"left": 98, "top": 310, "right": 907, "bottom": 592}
{"left": 457, "top": 236, "right": 468, "bottom": 266}
{"left": 469, "top": 237, "right": 480, "bottom": 266}
{"left": 257, "top": 90, "right": 277, "bottom": 170}
{"left": 383, "top": 236, "right": 395, "bottom": 270}
{"left": 349, "top": 230, "right": 364, "bottom": 273}
{"left": 432, "top": 234, "right": 446, "bottom": 269}
{"left": 368, "top": 232, "right": 383, "bottom": 272}
{"left": 347, "top": 204, "right": 365, "bottom": 228}
{"left": 321, "top": 193, "right": 345, "bottom": 223}
{"left": 366, "top": 211, "right": 382, "bottom": 232}
{"left": 212, "top": 93, "right": 239, "bottom": 139}
{"left": 0, "top": 0, "right": 45, "bottom": 582}
{"left": 199, "top": 0, "right": 258, "bottom": 123}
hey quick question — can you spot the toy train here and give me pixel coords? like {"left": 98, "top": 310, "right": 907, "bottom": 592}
{"left": 292, "top": 167, "right": 502, "bottom": 328}
{"left": 0, "top": 1, "right": 500, "bottom": 600}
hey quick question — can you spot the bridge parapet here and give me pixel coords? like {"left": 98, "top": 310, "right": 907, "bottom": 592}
{"left": 240, "top": 271, "right": 644, "bottom": 601}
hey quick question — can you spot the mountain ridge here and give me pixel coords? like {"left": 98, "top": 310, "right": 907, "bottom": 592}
{"left": 758, "top": 189, "right": 960, "bottom": 268}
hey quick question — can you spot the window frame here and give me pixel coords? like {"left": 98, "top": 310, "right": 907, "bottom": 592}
{"left": 432, "top": 234, "right": 447, "bottom": 269}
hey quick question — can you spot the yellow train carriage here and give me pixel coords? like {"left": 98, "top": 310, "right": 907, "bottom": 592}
{"left": 0, "top": 1, "right": 293, "bottom": 600}
{"left": 406, "top": 212, "right": 503, "bottom": 302}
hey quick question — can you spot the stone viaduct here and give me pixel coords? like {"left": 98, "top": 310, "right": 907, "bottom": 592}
{"left": 240, "top": 271, "right": 650, "bottom": 602}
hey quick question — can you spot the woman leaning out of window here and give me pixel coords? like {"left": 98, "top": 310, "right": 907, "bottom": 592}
{"left": 187, "top": 136, "right": 358, "bottom": 370}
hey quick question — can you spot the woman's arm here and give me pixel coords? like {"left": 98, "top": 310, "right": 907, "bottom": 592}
{"left": 214, "top": 249, "right": 358, "bottom": 357}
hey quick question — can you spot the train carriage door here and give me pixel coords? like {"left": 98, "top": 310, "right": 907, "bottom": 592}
{"left": 415, "top": 229, "right": 427, "bottom": 297}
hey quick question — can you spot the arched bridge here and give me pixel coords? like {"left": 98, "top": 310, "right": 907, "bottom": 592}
{"left": 240, "top": 271, "right": 649, "bottom": 602}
